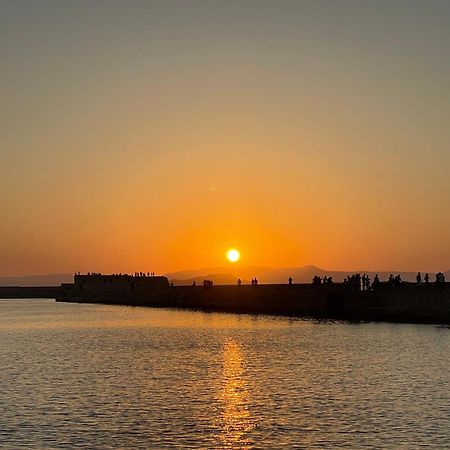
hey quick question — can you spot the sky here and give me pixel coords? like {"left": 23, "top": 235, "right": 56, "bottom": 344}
{"left": 1, "top": 0, "right": 449, "bottom": 276}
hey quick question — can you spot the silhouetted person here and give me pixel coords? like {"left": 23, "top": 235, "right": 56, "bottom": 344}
{"left": 288, "top": 277, "right": 293, "bottom": 285}
{"left": 372, "top": 274, "right": 380, "bottom": 290}
{"left": 416, "top": 272, "right": 422, "bottom": 285}
{"left": 192, "top": 280, "right": 196, "bottom": 286}
{"left": 435, "top": 272, "right": 445, "bottom": 286}
{"left": 425, "top": 273, "right": 430, "bottom": 285}
{"left": 237, "top": 278, "right": 242, "bottom": 286}
{"left": 355, "top": 274, "right": 362, "bottom": 290}
{"left": 366, "top": 275, "right": 371, "bottom": 290}
{"left": 394, "top": 274, "right": 402, "bottom": 287}
{"left": 388, "top": 274, "right": 395, "bottom": 287}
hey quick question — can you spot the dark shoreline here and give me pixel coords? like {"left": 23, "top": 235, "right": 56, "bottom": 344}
{"left": 0, "top": 286, "right": 60, "bottom": 299}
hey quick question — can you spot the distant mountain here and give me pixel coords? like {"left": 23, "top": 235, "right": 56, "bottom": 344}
{"left": 0, "top": 274, "right": 73, "bottom": 287}
{"left": 170, "top": 273, "right": 251, "bottom": 286}
{"left": 2, "top": 267, "right": 447, "bottom": 287}
{"left": 165, "top": 265, "right": 331, "bottom": 285}
{"left": 165, "top": 266, "right": 272, "bottom": 281}
{"left": 166, "top": 265, "right": 447, "bottom": 284}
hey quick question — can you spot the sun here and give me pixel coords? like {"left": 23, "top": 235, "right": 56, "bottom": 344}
{"left": 226, "top": 248, "right": 240, "bottom": 263}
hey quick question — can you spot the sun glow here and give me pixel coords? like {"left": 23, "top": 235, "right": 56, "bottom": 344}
{"left": 227, "top": 249, "right": 240, "bottom": 263}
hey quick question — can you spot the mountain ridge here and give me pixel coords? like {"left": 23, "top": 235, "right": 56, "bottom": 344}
{"left": 166, "top": 265, "right": 450, "bottom": 285}
{"left": 0, "top": 274, "right": 73, "bottom": 287}
{"left": 1, "top": 266, "right": 449, "bottom": 286}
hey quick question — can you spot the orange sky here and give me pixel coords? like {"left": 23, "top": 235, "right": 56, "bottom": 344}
{"left": 1, "top": 1, "right": 449, "bottom": 275}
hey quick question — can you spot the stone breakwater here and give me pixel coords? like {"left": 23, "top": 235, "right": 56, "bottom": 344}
{"left": 53, "top": 274, "right": 450, "bottom": 325}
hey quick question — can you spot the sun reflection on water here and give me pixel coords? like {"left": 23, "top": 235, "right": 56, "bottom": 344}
{"left": 218, "top": 340, "right": 254, "bottom": 448}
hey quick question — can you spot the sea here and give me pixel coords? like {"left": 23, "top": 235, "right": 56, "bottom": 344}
{"left": 1, "top": 298, "right": 449, "bottom": 449}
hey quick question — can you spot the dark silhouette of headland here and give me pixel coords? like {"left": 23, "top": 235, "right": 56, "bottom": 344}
{"left": 49, "top": 271, "right": 450, "bottom": 325}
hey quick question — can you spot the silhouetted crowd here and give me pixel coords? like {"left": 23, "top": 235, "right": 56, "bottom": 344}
{"left": 203, "top": 279, "right": 213, "bottom": 288}
{"left": 387, "top": 274, "right": 403, "bottom": 287}
{"left": 78, "top": 271, "right": 157, "bottom": 278}
{"left": 314, "top": 271, "right": 447, "bottom": 290}
{"left": 312, "top": 276, "right": 334, "bottom": 286}
{"left": 133, "top": 272, "right": 156, "bottom": 277}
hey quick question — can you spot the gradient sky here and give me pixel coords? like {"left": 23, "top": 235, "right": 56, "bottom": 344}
{"left": 1, "top": 0, "right": 449, "bottom": 275}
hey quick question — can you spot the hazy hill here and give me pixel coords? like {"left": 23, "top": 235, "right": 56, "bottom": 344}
{"left": 0, "top": 274, "right": 73, "bottom": 287}
{"left": 1, "top": 267, "right": 447, "bottom": 287}
{"left": 166, "top": 265, "right": 330, "bottom": 285}
{"left": 165, "top": 266, "right": 272, "bottom": 281}
{"left": 166, "top": 265, "right": 449, "bottom": 285}
{"left": 170, "top": 273, "right": 251, "bottom": 286}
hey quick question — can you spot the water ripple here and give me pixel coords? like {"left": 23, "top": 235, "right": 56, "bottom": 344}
{"left": 0, "top": 299, "right": 449, "bottom": 448}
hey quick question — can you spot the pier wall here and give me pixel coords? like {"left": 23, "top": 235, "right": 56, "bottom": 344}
{"left": 344, "top": 285, "right": 450, "bottom": 323}
{"left": 56, "top": 277, "right": 450, "bottom": 324}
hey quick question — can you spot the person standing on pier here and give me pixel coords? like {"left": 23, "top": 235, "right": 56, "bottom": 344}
{"left": 416, "top": 272, "right": 422, "bottom": 285}
{"left": 372, "top": 274, "right": 380, "bottom": 290}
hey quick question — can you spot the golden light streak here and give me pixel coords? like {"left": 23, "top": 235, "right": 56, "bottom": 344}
{"left": 218, "top": 340, "right": 254, "bottom": 448}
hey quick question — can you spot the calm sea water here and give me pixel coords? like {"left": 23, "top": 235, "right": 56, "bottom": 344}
{"left": 1, "top": 299, "right": 449, "bottom": 449}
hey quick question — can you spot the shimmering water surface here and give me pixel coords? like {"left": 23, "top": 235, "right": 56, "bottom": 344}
{"left": 1, "top": 299, "right": 449, "bottom": 449}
